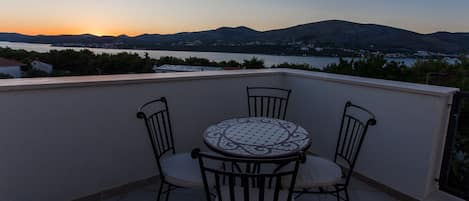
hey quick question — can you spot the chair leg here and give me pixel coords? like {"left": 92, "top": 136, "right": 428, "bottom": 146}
{"left": 165, "top": 184, "right": 171, "bottom": 201}
{"left": 335, "top": 191, "right": 340, "bottom": 201}
{"left": 344, "top": 189, "right": 350, "bottom": 201}
{"left": 157, "top": 181, "right": 165, "bottom": 201}
{"left": 334, "top": 186, "right": 342, "bottom": 201}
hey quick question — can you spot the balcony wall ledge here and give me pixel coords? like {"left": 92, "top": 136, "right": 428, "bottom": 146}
{"left": 0, "top": 69, "right": 281, "bottom": 92}
{"left": 0, "top": 68, "right": 459, "bottom": 97}
{"left": 284, "top": 69, "right": 459, "bottom": 97}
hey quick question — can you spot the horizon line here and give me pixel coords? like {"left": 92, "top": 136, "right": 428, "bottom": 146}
{"left": 1, "top": 19, "right": 468, "bottom": 37}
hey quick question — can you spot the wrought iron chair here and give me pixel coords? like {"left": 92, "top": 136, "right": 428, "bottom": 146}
{"left": 294, "top": 101, "right": 377, "bottom": 201}
{"left": 247, "top": 87, "right": 292, "bottom": 120}
{"left": 192, "top": 148, "right": 304, "bottom": 201}
{"left": 137, "top": 97, "right": 204, "bottom": 201}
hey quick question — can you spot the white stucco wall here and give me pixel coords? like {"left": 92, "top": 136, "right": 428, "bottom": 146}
{"left": 0, "top": 69, "right": 459, "bottom": 201}
{"left": 283, "top": 70, "right": 456, "bottom": 200}
{"left": 0, "top": 66, "right": 21, "bottom": 78}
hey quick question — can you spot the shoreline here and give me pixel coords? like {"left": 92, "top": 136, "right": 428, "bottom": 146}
{"left": 1, "top": 41, "right": 457, "bottom": 68}
{"left": 0, "top": 40, "right": 437, "bottom": 59}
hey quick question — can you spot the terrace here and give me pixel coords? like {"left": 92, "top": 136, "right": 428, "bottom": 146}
{"left": 0, "top": 68, "right": 463, "bottom": 201}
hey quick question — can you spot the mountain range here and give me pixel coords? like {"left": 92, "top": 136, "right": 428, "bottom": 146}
{"left": 1, "top": 20, "right": 469, "bottom": 55}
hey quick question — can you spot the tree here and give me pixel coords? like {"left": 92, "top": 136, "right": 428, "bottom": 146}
{"left": 242, "top": 57, "right": 265, "bottom": 69}
{"left": 272, "top": 62, "right": 320, "bottom": 71}
{"left": 0, "top": 73, "right": 12, "bottom": 79}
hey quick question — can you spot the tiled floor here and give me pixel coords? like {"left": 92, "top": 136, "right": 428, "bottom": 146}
{"left": 103, "top": 178, "right": 402, "bottom": 201}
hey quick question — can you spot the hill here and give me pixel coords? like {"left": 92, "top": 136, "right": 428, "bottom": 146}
{"left": 1, "top": 20, "right": 468, "bottom": 54}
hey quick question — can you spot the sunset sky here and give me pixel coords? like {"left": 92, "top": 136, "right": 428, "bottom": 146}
{"left": 1, "top": 0, "right": 469, "bottom": 36}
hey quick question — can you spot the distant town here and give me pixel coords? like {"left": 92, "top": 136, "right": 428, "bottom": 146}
{"left": 53, "top": 41, "right": 465, "bottom": 59}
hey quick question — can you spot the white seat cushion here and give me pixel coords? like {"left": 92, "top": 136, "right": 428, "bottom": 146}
{"left": 217, "top": 186, "right": 291, "bottom": 201}
{"left": 294, "top": 155, "right": 342, "bottom": 189}
{"left": 160, "top": 153, "right": 204, "bottom": 188}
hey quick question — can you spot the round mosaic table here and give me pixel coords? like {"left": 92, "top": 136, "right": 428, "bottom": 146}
{"left": 204, "top": 117, "right": 311, "bottom": 158}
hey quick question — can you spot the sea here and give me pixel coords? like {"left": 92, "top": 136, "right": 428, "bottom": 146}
{"left": 0, "top": 41, "right": 421, "bottom": 68}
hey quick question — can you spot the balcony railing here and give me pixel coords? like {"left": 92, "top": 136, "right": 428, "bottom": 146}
{"left": 440, "top": 92, "right": 469, "bottom": 200}
{"left": 0, "top": 69, "right": 461, "bottom": 201}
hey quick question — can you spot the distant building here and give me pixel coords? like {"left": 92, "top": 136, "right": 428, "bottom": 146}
{"left": 415, "top": 51, "right": 430, "bottom": 57}
{"left": 185, "top": 40, "right": 203, "bottom": 46}
{"left": 31, "top": 60, "right": 53, "bottom": 73}
{"left": 0, "top": 57, "right": 23, "bottom": 78}
{"left": 385, "top": 53, "right": 407, "bottom": 58}
{"left": 153, "top": 64, "right": 239, "bottom": 73}
{"left": 314, "top": 47, "right": 324, "bottom": 52}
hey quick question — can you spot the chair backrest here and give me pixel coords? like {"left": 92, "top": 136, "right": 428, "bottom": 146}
{"left": 247, "top": 87, "right": 292, "bottom": 120}
{"left": 334, "top": 101, "right": 377, "bottom": 185}
{"left": 137, "top": 97, "right": 176, "bottom": 175}
{"left": 192, "top": 149, "right": 303, "bottom": 201}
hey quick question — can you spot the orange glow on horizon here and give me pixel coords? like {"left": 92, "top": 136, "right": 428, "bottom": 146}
{"left": 1, "top": 25, "right": 165, "bottom": 37}
{"left": 1, "top": 0, "right": 469, "bottom": 36}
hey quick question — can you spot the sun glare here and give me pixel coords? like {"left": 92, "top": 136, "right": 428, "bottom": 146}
{"left": 90, "top": 31, "right": 106, "bottom": 36}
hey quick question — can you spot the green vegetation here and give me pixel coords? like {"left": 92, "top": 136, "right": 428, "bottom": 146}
{"left": 154, "top": 56, "right": 263, "bottom": 69}
{"left": 0, "top": 73, "right": 12, "bottom": 79}
{"left": 0, "top": 48, "right": 269, "bottom": 78}
{"left": 272, "top": 63, "right": 320, "bottom": 71}
{"left": 275, "top": 55, "right": 469, "bottom": 90}
{"left": 0, "top": 48, "right": 154, "bottom": 77}
{"left": 452, "top": 100, "right": 469, "bottom": 198}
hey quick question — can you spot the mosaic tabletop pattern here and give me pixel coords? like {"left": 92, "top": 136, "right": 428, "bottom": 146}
{"left": 204, "top": 117, "right": 311, "bottom": 158}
